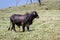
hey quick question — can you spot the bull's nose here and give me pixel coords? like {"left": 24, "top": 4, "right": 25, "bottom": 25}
{"left": 37, "top": 16, "right": 39, "bottom": 18}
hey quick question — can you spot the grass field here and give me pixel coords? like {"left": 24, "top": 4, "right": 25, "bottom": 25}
{"left": 0, "top": 10, "right": 60, "bottom": 40}
{"left": 0, "top": 0, "right": 60, "bottom": 40}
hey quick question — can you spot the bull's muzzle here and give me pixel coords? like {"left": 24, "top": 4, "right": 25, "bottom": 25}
{"left": 36, "top": 16, "right": 39, "bottom": 18}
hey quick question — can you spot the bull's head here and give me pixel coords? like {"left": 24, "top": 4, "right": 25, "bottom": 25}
{"left": 32, "top": 11, "right": 39, "bottom": 18}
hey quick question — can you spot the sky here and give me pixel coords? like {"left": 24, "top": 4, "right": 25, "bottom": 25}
{"left": 0, "top": 0, "right": 38, "bottom": 9}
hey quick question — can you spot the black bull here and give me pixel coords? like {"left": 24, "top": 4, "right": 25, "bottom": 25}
{"left": 8, "top": 11, "right": 39, "bottom": 32}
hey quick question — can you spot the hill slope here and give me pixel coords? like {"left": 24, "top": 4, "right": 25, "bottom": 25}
{"left": 0, "top": 1, "right": 60, "bottom": 40}
{"left": 0, "top": 0, "right": 60, "bottom": 13}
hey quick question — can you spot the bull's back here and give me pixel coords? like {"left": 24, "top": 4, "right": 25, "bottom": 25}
{"left": 10, "top": 14, "right": 21, "bottom": 22}
{"left": 10, "top": 14, "right": 25, "bottom": 23}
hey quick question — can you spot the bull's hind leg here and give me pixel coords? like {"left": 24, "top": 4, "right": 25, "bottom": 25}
{"left": 11, "top": 23, "right": 16, "bottom": 32}
{"left": 22, "top": 24, "right": 25, "bottom": 32}
{"left": 17, "top": 25, "right": 20, "bottom": 32}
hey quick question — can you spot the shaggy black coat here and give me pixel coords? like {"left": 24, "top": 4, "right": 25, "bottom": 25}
{"left": 8, "top": 11, "right": 39, "bottom": 32}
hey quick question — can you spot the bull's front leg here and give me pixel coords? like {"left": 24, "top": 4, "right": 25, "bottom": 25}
{"left": 27, "top": 27, "right": 29, "bottom": 31}
{"left": 26, "top": 24, "right": 29, "bottom": 31}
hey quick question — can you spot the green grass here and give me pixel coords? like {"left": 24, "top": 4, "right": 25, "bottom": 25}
{"left": 0, "top": 10, "right": 60, "bottom": 40}
{"left": 0, "top": 0, "right": 60, "bottom": 40}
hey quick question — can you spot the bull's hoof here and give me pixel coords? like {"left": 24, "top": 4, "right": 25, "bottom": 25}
{"left": 23, "top": 31, "right": 25, "bottom": 32}
{"left": 14, "top": 30, "right": 17, "bottom": 32}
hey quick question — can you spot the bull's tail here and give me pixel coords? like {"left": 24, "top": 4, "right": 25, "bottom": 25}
{"left": 8, "top": 27, "right": 10, "bottom": 30}
{"left": 8, "top": 21, "right": 11, "bottom": 31}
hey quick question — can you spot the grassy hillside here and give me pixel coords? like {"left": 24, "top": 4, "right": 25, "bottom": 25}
{"left": 0, "top": 0, "right": 60, "bottom": 12}
{"left": 0, "top": 0, "right": 60, "bottom": 40}
{"left": 0, "top": 10, "right": 60, "bottom": 40}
